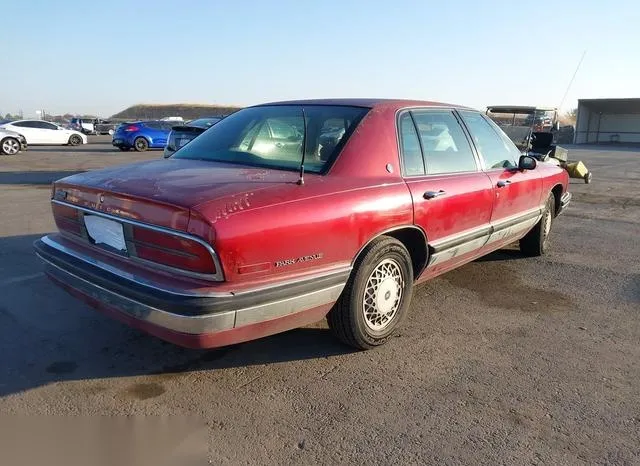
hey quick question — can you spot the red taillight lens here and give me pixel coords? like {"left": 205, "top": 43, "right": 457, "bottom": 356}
{"left": 52, "top": 203, "right": 82, "bottom": 236}
{"left": 131, "top": 226, "right": 216, "bottom": 274}
{"left": 124, "top": 125, "right": 139, "bottom": 132}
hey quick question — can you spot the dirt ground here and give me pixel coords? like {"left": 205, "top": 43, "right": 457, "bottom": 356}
{"left": 0, "top": 138, "right": 638, "bottom": 464}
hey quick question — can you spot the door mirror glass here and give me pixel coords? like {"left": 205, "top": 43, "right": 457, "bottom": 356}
{"left": 518, "top": 155, "right": 537, "bottom": 170}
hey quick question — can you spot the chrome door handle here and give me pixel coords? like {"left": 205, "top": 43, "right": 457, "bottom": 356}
{"left": 423, "top": 190, "right": 446, "bottom": 199}
{"left": 497, "top": 180, "right": 512, "bottom": 188}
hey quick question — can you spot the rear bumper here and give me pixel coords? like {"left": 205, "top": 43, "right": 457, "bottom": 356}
{"left": 34, "top": 236, "right": 347, "bottom": 348}
{"left": 112, "top": 138, "right": 130, "bottom": 147}
{"left": 558, "top": 191, "right": 572, "bottom": 215}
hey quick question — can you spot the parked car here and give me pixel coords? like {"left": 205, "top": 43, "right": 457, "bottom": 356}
{"left": 1, "top": 120, "right": 87, "bottom": 146}
{"left": 163, "top": 117, "right": 223, "bottom": 157}
{"left": 34, "top": 99, "right": 571, "bottom": 350}
{"left": 112, "top": 120, "right": 176, "bottom": 152}
{"left": 69, "top": 117, "right": 96, "bottom": 135}
{"left": 0, "top": 128, "right": 27, "bottom": 155}
{"left": 94, "top": 119, "right": 117, "bottom": 135}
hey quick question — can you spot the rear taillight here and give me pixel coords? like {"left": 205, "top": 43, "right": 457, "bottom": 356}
{"left": 52, "top": 203, "right": 82, "bottom": 236}
{"left": 124, "top": 125, "right": 139, "bottom": 132}
{"left": 130, "top": 226, "right": 216, "bottom": 274}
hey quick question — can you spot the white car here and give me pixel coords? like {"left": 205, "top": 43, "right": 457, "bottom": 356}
{"left": 0, "top": 120, "right": 87, "bottom": 146}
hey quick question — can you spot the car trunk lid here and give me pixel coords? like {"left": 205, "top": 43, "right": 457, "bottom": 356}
{"left": 53, "top": 158, "right": 302, "bottom": 231}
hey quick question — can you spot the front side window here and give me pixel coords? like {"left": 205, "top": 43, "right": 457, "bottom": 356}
{"left": 40, "top": 122, "right": 58, "bottom": 130}
{"left": 459, "top": 111, "right": 520, "bottom": 170}
{"left": 173, "top": 105, "right": 369, "bottom": 174}
{"left": 411, "top": 110, "right": 477, "bottom": 174}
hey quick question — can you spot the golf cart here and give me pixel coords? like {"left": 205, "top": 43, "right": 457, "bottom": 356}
{"left": 486, "top": 106, "right": 592, "bottom": 184}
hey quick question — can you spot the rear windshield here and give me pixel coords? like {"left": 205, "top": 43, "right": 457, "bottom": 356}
{"left": 188, "top": 117, "right": 221, "bottom": 128}
{"left": 172, "top": 105, "right": 369, "bottom": 174}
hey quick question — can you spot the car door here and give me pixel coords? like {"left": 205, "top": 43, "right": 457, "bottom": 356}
{"left": 38, "top": 121, "right": 65, "bottom": 144}
{"left": 157, "top": 122, "right": 175, "bottom": 146}
{"left": 398, "top": 109, "right": 494, "bottom": 278}
{"left": 457, "top": 110, "right": 543, "bottom": 247}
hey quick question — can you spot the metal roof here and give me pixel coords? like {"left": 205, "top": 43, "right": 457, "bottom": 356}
{"left": 486, "top": 106, "right": 557, "bottom": 113}
{"left": 578, "top": 98, "right": 640, "bottom": 114}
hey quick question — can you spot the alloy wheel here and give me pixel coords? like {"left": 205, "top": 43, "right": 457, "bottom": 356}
{"left": 2, "top": 139, "right": 19, "bottom": 155}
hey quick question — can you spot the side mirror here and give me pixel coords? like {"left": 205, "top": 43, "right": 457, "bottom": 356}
{"left": 518, "top": 155, "right": 537, "bottom": 171}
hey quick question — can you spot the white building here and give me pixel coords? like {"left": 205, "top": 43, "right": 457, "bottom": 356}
{"left": 575, "top": 98, "right": 640, "bottom": 144}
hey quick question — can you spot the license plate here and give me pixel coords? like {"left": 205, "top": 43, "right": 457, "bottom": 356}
{"left": 84, "top": 215, "right": 127, "bottom": 252}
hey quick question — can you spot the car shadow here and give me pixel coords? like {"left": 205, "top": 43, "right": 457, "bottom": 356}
{"left": 474, "top": 247, "right": 527, "bottom": 262}
{"left": 0, "top": 170, "right": 85, "bottom": 185}
{"left": 0, "top": 234, "right": 355, "bottom": 397}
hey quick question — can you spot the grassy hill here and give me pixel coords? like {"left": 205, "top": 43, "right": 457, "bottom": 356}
{"left": 111, "top": 104, "right": 242, "bottom": 121}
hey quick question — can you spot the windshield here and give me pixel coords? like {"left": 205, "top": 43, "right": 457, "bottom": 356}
{"left": 172, "top": 105, "right": 369, "bottom": 174}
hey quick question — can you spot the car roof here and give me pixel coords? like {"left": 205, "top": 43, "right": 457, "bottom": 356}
{"left": 9, "top": 119, "right": 56, "bottom": 124}
{"left": 253, "top": 98, "right": 475, "bottom": 111}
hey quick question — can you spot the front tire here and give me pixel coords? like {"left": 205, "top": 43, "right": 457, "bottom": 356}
{"left": 1, "top": 137, "right": 20, "bottom": 155}
{"left": 327, "top": 236, "right": 414, "bottom": 350}
{"left": 134, "top": 137, "right": 149, "bottom": 152}
{"left": 519, "top": 193, "right": 555, "bottom": 257}
{"left": 68, "top": 134, "right": 83, "bottom": 146}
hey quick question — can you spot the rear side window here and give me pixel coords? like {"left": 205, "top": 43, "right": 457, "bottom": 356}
{"left": 398, "top": 113, "right": 425, "bottom": 176}
{"left": 458, "top": 111, "right": 520, "bottom": 169}
{"left": 411, "top": 110, "right": 477, "bottom": 174}
{"left": 13, "top": 121, "right": 38, "bottom": 128}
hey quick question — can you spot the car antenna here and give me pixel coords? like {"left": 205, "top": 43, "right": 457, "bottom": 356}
{"left": 297, "top": 107, "right": 307, "bottom": 185}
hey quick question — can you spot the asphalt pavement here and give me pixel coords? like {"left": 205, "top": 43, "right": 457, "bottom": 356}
{"left": 0, "top": 137, "right": 638, "bottom": 464}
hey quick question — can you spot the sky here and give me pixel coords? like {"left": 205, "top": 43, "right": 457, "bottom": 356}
{"left": 1, "top": 0, "right": 638, "bottom": 118}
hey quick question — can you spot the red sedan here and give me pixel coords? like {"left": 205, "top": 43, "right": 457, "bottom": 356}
{"left": 34, "top": 99, "right": 571, "bottom": 350}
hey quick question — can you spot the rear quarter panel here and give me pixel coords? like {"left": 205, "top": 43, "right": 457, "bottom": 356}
{"left": 190, "top": 177, "right": 414, "bottom": 287}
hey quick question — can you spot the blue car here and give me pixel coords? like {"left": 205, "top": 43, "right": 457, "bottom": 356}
{"left": 112, "top": 120, "right": 178, "bottom": 152}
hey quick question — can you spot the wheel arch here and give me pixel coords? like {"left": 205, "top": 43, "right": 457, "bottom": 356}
{"left": 551, "top": 184, "right": 563, "bottom": 217}
{"left": 352, "top": 226, "right": 429, "bottom": 281}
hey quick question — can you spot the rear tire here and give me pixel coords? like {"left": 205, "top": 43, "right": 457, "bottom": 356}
{"left": 327, "top": 236, "right": 414, "bottom": 350}
{"left": 134, "top": 137, "right": 149, "bottom": 152}
{"left": 1, "top": 137, "right": 20, "bottom": 155}
{"left": 519, "top": 193, "right": 555, "bottom": 257}
{"left": 68, "top": 134, "right": 83, "bottom": 146}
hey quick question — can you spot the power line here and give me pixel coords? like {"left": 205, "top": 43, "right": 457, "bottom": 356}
{"left": 558, "top": 50, "right": 587, "bottom": 111}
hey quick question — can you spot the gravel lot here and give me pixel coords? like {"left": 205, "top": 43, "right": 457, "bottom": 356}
{"left": 0, "top": 138, "right": 638, "bottom": 464}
